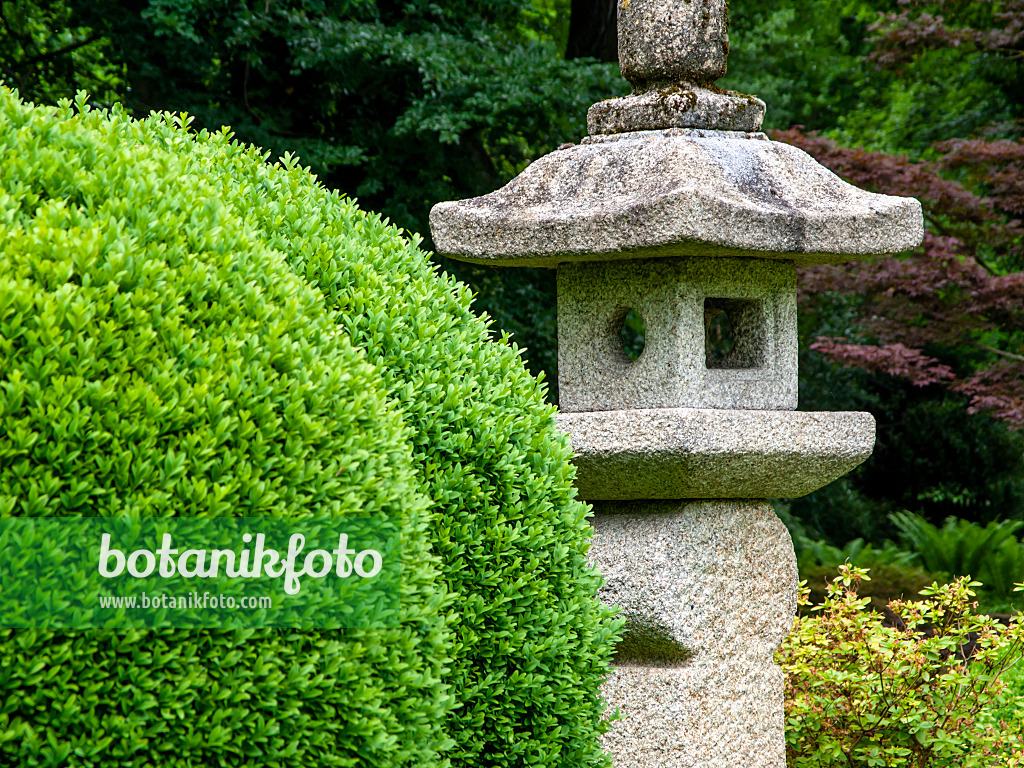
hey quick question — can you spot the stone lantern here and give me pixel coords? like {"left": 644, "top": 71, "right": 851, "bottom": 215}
{"left": 429, "top": 1, "right": 923, "bottom": 766}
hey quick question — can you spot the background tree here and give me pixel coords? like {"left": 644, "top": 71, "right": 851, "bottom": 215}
{"left": 723, "top": 0, "right": 1024, "bottom": 541}
{"left": 0, "top": 0, "right": 121, "bottom": 105}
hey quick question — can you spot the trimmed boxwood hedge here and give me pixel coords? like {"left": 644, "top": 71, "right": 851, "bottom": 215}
{"left": 0, "top": 87, "right": 449, "bottom": 767}
{"left": 0, "top": 88, "right": 620, "bottom": 768}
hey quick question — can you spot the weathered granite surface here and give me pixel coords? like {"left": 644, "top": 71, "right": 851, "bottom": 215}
{"left": 594, "top": 501, "right": 796, "bottom": 662}
{"left": 617, "top": 0, "right": 730, "bottom": 86}
{"left": 588, "top": 85, "right": 765, "bottom": 134}
{"left": 601, "top": 663, "right": 786, "bottom": 768}
{"left": 429, "top": 129, "right": 924, "bottom": 267}
{"left": 557, "top": 407, "right": 875, "bottom": 499}
{"left": 558, "top": 257, "right": 797, "bottom": 412}
{"left": 592, "top": 500, "right": 796, "bottom": 767}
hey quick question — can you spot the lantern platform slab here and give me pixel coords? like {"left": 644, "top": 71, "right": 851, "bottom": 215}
{"left": 587, "top": 85, "right": 766, "bottom": 135}
{"left": 556, "top": 407, "right": 874, "bottom": 500}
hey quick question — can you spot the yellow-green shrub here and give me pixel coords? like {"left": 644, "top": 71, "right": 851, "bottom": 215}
{"left": 0, "top": 88, "right": 619, "bottom": 768}
{"left": 778, "top": 565, "right": 1024, "bottom": 767}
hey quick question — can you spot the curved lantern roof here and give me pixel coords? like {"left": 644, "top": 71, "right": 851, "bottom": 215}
{"left": 430, "top": 127, "right": 922, "bottom": 268}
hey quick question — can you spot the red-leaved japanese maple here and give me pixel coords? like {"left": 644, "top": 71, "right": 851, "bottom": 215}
{"left": 766, "top": 0, "right": 1024, "bottom": 428}
{"left": 769, "top": 128, "right": 1024, "bottom": 427}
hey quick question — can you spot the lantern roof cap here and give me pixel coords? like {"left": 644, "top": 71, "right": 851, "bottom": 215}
{"left": 429, "top": 128, "right": 923, "bottom": 268}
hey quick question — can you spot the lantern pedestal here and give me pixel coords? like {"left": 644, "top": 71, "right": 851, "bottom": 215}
{"left": 561, "top": 408, "right": 873, "bottom": 768}
{"left": 595, "top": 504, "right": 793, "bottom": 767}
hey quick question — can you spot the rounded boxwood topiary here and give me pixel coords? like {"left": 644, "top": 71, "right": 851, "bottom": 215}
{"left": 0, "top": 88, "right": 448, "bottom": 767}
{"left": 0, "top": 88, "right": 620, "bottom": 768}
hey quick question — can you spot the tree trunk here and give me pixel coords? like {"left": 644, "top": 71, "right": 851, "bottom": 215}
{"left": 565, "top": 0, "right": 618, "bottom": 62}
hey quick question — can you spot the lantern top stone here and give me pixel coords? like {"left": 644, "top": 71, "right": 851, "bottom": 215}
{"left": 428, "top": 0, "right": 925, "bottom": 267}
{"left": 618, "top": 0, "right": 729, "bottom": 86}
{"left": 591, "top": 0, "right": 765, "bottom": 134}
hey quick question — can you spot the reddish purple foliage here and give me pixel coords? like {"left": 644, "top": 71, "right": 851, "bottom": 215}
{"left": 809, "top": 339, "right": 957, "bottom": 386}
{"left": 867, "top": 0, "right": 1024, "bottom": 68}
{"left": 768, "top": 126, "right": 1024, "bottom": 428}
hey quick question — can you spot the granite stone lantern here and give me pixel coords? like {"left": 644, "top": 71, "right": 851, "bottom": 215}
{"left": 429, "top": 1, "right": 924, "bottom": 766}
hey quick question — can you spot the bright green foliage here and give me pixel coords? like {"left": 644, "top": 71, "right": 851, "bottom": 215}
{"left": 2, "top": 0, "right": 626, "bottom": 394}
{"left": 995, "top": 661, "right": 1024, "bottom": 727}
{"left": 0, "top": 102, "right": 418, "bottom": 520}
{"left": 778, "top": 564, "right": 1024, "bottom": 767}
{"left": 800, "top": 561, "right": 943, "bottom": 615}
{"left": 0, "top": 88, "right": 619, "bottom": 768}
{"left": 0, "top": 87, "right": 449, "bottom": 767}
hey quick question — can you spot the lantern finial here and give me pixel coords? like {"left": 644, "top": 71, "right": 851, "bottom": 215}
{"left": 589, "top": 0, "right": 766, "bottom": 134}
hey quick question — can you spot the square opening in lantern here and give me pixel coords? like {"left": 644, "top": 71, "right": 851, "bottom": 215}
{"left": 704, "top": 298, "right": 765, "bottom": 370}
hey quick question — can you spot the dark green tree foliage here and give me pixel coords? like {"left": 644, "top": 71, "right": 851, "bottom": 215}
{"left": 0, "top": 89, "right": 620, "bottom": 768}
{"left": 723, "top": 0, "right": 1019, "bottom": 150}
{"left": 861, "top": 0, "right": 1023, "bottom": 151}
{"left": 0, "top": 0, "right": 122, "bottom": 107}
{"left": 721, "top": 0, "right": 876, "bottom": 131}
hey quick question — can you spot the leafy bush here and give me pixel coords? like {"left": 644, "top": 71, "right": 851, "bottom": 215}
{"left": 995, "top": 659, "right": 1024, "bottom": 726}
{"left": 800, "top": 562, "right": 942, "bottom": 616}
{"left": 0, "top": 86, "right": 448, "bottom": 767}
{"left": 0, "top": 88, "right": 619, "bottom": 768}
{"left": 784, "top": 514, "right": 940, "bottom": 612}
{"left": 778, "top": 564, "right": 1024, "bottom": 767}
